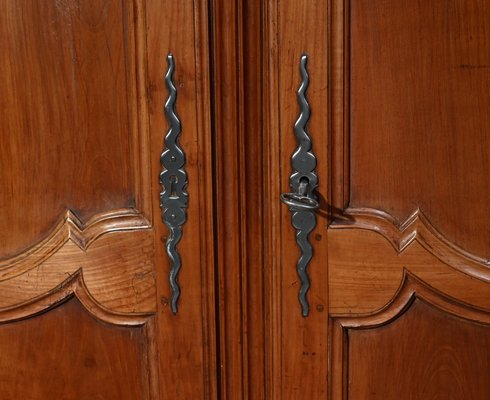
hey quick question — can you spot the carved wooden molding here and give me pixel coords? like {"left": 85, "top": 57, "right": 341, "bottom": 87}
{"left": 330, "top": 207, "right": 490, "bottom": 282}
{"left": 329, "top": 0, "right": 489, "bottom": 274}
{"left": 330, "top": 271, "right": 490, "bottom": 400}
{"left": 0, "top": 269, "right": 153, "bottom": 326}
{"left": 0, "top": 208, "right": 150, "bottom": 281}
{"left": 331, "top": 270, "right": 490, "bottom": 324}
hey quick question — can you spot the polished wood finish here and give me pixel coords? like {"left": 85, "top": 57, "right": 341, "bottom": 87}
{"left": 263, "top": 1, "right": 330, "bottom": 398}
{"left": 0, "top": 299, "right": 150, "bottom": 400}
{"left": 146, "top": 0, "right": 217, "bottom": 398}
{"left": 0, "top": 0, "right": 136, "bottom": 259}
{"left": 349, "top": 300, "right": 490, "bottom": 400}
{"left": 264, "top": 0, "right": 490, "bottom": 398}
{"left": 325, "top": 0, "right": 490, "bottom": 399}
{"left": 0, "top": 1, "right": 216, "bottom": 399}
{"left": 210, "top": 1, "right": 267, "bottom": 398}
{"left": 349, "top": 0, "right": 490, "bottom": 259}
{"left": 2, "top": 1, "right": 489, "bottom": 398}
{"left": 210, "top": 2, "right": 248, "bottom": 397}
{"left": 328, "top": 229, "right": 490, "bottom": 314}
{"left": 331, "top": 274, "right": 490, "bottom": 400}
{"left": 0, "top": 229, "right": 155, "bottom": 313}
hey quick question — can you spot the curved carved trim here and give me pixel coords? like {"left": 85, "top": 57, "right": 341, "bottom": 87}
{"left": 330, "top": 207, "right": 490, "bottom": 282}
{"left": 333, "top": 271, "right": 490, "bottom": 327}
{"left": 330, "top": 271, "right": 490, "bottom": 400}
{"left": 0, "top": 208, "right": 151, "bottom": 280}
{"left": 0, "top": 269, "right": 153, "bottom": 326}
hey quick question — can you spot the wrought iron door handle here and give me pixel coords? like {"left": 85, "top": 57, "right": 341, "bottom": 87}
{"left": 280, "top": 54, "right": 318, "bottom": 317}
{"left": 160, "top": 54, "right": 188, "bottom": 314}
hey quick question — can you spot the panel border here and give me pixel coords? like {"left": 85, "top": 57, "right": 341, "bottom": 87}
{"left": 328, "top": 0, "right": 490, "bottom": 277}
{"left": 329, "top": 270, "right": 490, "bottom": 400}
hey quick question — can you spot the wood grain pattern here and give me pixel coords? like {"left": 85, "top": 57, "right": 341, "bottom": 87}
{"left": 4, "top": 1, "right": 488, "bottom": 398}
{"left": 331, "top": 207, "right": 489, "bottom": 280}
{"left": 146, "top": 1, "right": 217, "bottom": 398}
{"left": 0, "top": 228, "right": 155, "bottom": 313}
{"left": 0, "top": 1, "right": 216, "bottom": 398}
{"left": 0, "top": 209, "right": 149, "bottom": 277}
{"left": 0, "top": 298, "right": 152, "bottom": 400}
{"left": 210, "top": 2, "right": 247, "bottom": 397}
{"left": 0, "top": 268, "right": 153, "bottom": 325}
{"left": 210, "top": 1, "right": 268, "bottom": 398}
{"left": 0, "top": 0, "right": 156, "bottom": 319}
{"left": 329, "top": 229, "right": 490, "bottom": 314}
{"left": 0, "top": 0, "right": 143, "bottom": 258}
{"left": 262, "top": 1, "right": 330, "bottom": 398}
{"left": 326, "top": 1, "right": 490, "bottom": 398}
{"left": 347, "top": 0, "right": 490, "bottom": 259}
{"left": 263, "top": 2, "right": 282, "bottom": 398}
{"left": 330, "top": 273, "right": 490, "bottom": 400}
{"left": 348, "top": 301, "right": 490, "bottom": 399}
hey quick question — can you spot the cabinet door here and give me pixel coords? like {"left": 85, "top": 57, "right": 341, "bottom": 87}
{"left": 265, "top": 1, "right": 490, "bottom": 398}
{"left": 0, "top": 1, "right": 215, "bottom": 399}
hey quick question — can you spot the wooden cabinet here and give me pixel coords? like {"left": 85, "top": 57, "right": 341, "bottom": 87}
{"left": 0, "top": 1, "right": 215, "bottom": 398}
{"left": 265, "top": 1, "right": 490, "bottom": 399}
{"left": 0, "top": 1, "right": 488, "bottom": 399}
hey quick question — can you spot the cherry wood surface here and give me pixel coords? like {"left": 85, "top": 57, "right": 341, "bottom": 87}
{"left": 330, "top": 274, "right": 490, "bottom": 400}
{"left": 348, "top": 299, "right": 490, "bottom": 400}
{"left": 328, "top": 229, "right": 490, "bottom": 315}
{"left": 210, "top": 1, "right": 269, "bottom": 398}
{"left": 349, "top": 0, "right": 490, "bottom": 259}
{"left": 0, "top": 229, "right": 156, "bottom": 312}
{"left": 265, "top": 0, "right": 490, "bottom": 398}
{"left": 1, "top": 1, "right": 489, "bottom": 399}
{"left": 146, "top": 0, "right": 217, "bottom": 398}
{"left": 0, "top": 0, "right": 134, "bottom": 259}
{"left": 0, "top": 298, "right": 150, "bottom": 400}
{"left": 262, "top": 1, "right": 330, "bottom": 398}
{"left": 325, "top": 0, "right": 490, "bottom": 399}
{"left": 0, "top": 1, "right": 216, "bottom": 399}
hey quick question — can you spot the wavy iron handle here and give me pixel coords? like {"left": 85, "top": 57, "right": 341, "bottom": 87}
{"left": 280, "top": 54, "right": 318, "bottom": 317}
{"left": 160, "top": 54, "right": 188, "bottom": 314}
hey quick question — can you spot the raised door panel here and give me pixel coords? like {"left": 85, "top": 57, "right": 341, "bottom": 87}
{"left": 0, "top": 1, "right": 215, "bottom": 399}
{"left": 0, "top": 0, "right": 142, "bottom": 258}
{"left": 265, "top": 0, "right": 490, "bottom": 399}
{"left": 0, "top": 298, "right": 151, "bottom": 400}
{"left": 328, "top": 0, "right": 490, "bottom": 399}
{"left": 347, "top": 0, "right": 490, "bottom": 259}
{"left": 0, "top": 0, "right": 154, "bottom": 311}
{"left": 345, "top": 296, "right": 490, "bottom": 399}
{"left": 331, "top": 274, "right": 490, "bottom": 400}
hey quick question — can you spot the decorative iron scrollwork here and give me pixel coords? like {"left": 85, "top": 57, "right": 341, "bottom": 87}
{"left": 280, "top": 54, "right": 319, "bottom": 317}
{"left": 160, "top": 54, "right": 188, "bottom": 314}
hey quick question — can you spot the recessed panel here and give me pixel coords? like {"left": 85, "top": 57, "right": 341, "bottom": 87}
{"left": 348, "top": 300, "right": 490, "bottom": 399}
{"left": 0, "top": 298, "right": 149, "bottom": 399}
{"left": 0, "top": 0, "right": 136, "bottom": 258}
{"left": 349, "top": 0, "right": 490, "bottom": 258}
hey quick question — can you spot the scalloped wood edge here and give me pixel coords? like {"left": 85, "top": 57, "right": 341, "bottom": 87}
{"left": 0, "top": 208, "right": 151, "bottom": 281}
{"left": 332, "top": 270, "right": 490, "bottom": 325}
{"left": 329, "top": 271, "right": 490, "bottom": 400}
{"left": 0, "top": 269, "right": 153, "bottom": 325}
{"left": 330, "top": 207, "right": 490, "bottom": 282}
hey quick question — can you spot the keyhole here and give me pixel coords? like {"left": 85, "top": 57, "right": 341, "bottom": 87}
{"left": 298, "top": 177, "right": 309, "bottom": 196}
{"left": 170, "top": 175, "right": 178, "bottom": 198}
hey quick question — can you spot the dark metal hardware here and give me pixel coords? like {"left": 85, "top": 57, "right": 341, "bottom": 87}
{"left": 160, "top": 54, "right": 188, "bottom": 314}
{"left": 280, "top": 54, "right": 318, "bottom": 317}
